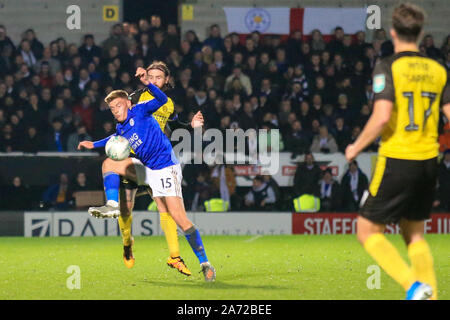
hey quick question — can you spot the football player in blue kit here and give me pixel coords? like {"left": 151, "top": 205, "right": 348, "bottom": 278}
{"left": 78, "top": 79, "right": 216, "bottom": 282}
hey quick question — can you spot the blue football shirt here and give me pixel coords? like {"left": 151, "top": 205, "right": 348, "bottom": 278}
{"left": 116, "top": 103, "right": 179, "bottom": 170}
{"left": 93, "top": 83, "right": 179, "bottom": 170}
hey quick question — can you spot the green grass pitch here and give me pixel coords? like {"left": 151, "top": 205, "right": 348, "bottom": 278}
{"left": 0, "top": 234, "right": 448, "bottom": 300}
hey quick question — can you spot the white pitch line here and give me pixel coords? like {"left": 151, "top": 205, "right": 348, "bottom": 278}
{"left": 245, "top": 235, "right": 263, "bottom": 243}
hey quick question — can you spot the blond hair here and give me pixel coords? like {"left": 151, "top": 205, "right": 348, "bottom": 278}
{"left": 146, "top": 61, "right": 173, "bottom": 90}
{"left": 146, "top": 60, "right": 170, "bottom": 77}
{"left": 104, "top": 90, "right": 129, "bottom": 104}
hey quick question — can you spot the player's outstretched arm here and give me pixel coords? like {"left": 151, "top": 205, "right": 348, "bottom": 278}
{"left": 78, "top": 134, "right": 115, "bottom": 150}
{"left": 136, "top": 83, "right": 168, "bottom": 115}
{"left": 134, "top": 67, "right": 168, "bottom": 114}
{"left": 147, "top": 82, "right": 168, "bottom": 104}
{"left": 134, "top": 66, "right": 168, "bottom": 103}
{"left": 166, "top": 111, "right": 204, "bottom": 135}
{"left": 77, "top": 141, "right": 94, "bottom": 150}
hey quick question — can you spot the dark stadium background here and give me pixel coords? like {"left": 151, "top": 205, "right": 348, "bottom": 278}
{"left": 0, "top": 1, "right": 448, "bottom": 215}
{"left": 123, "top": 0, "right": 178, "bottom": 26}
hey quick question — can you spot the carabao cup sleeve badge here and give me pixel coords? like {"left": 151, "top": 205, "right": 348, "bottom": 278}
{"left": 373, "top": 74, "right": 386, "bottom": 93}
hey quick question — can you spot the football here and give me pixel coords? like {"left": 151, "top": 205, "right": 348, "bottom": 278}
{"left": 105, "top": 135, "right": 131, "bottom": 161}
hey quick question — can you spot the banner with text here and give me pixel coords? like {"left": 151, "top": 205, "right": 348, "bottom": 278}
{"left": 23, "top": 212, "right": 292, "bottom": 237}
{"left": 292, "top": 213, "right": 450, "bottom": 235}
{"left": 22, "top": 212, "right": 450, "bottom": 237}
{"left": 24, "top": 211, "right": 160, "bottom": 237}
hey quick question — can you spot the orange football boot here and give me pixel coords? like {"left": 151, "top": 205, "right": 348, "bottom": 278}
{"left": 123, "top": 238, "right": 135, "bottom": 268}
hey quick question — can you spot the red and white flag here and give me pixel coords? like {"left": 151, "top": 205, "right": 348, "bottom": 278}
{"left": 223, "top": 7, "right": 367, "bottom": 36}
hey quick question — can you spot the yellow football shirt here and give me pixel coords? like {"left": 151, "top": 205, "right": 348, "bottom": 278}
{"left": 133, "top": 89, "right": 174, "bottom": 132}
{"left": 372, "top": 51, "right": 448, "bottom": 160}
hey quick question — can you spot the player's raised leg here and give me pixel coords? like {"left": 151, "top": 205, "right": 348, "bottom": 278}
{"left": 154, "top": 196, "right": 192, "bottom": 276}
{"left": 89, "top": 157, "right": 137, "bottom": 218}
{"left": 162, "top": 196, "right": 216, "bottom": 282}
{"left": 400, "top": 219, "right": 437, "bottom": 300}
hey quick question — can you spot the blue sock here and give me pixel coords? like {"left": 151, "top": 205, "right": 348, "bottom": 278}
{"left": 184, "top": 226, "right": 208, "bottom": 264}
{"left": 103, "top": 172, "right": 120, "bottom": 204}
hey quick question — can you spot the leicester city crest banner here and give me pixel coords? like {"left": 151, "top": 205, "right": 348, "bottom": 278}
{"left": 223, "top": 7, "right": 367, "bottom": 35}
{"left": 223, "top": 7, "right": 291, "bottom": 34}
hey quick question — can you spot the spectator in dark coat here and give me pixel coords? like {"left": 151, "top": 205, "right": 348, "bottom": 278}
{"left": 102, "top": 24, "right": 127, "bottom": 55}
{"left": 78, "top": 34, "right": 102, "bottom": 64}
{"left": 238, "top": 101, "right": 257, "bottom": 130}
{"left": 149, "top": 31, "right": 169, "bottom": 61}
{"left": 44, "top": 118, "right": 68, "bottom": 151}
{"left": 0, "top": 123, "right": 18, "bottom": 152}
{"left": 319, "top": 168, "right": 341, "bottom": 212}
{"left": 19, "top": 39, "right": 37, "bottom": 68}
{"left": 355, "top": 104, "right": 371, "bottom": 128}
{"left": 311, "top": 76, "right": 332, "bottom": 105}
{"left": 285, "top": 120, "right": 310, "bottom": 156}
{"left": 190, "top": 171, "right": 214, "bottom": 211}
{"left": 149, "top": 14, "right": 164, "bottom": 38}
{"left": 326, "top": 27, "right": 345, "bottom": 56}
{"left": 203, "top": 24, "right": 223, "bottom": 51}
{"left": 305, "top": 53, "right": 323, "bottom": 81}
{"left": 70, "top": 172, "right": 95, "bottom": 193}
{"left": 335, "top": 93, "right": 354, "bottom": 127}
{"left": 93, "top": 101, "right": 115, "bottom": 136}
{"left": 262, "top": 175, "right": 281, "bottom": 208}
{"left": 165, "top": 24, "right": 181, "bottom": 52}
{"left": 422, "top": 34, "right": 442, "bottom": 60}
{"left": 332, "top": 117, "right": 352, "bottom": 153}
{"left": 284, "top": 81, "right": 307, "bottom": 109}
{"left": 48, "top": 97, "right": 72, "bottom": 125}
{"left": 42, "top": 173, "right": 73, "bottom": 210}
{"left": 67, "top": 125, "right": 92, "bottom": 152}
{"left": 286, "top": 30, "right": 303, "bottom": 65}
{"left": 319, "top": 104, "right": 336, "bottom": 131}
{"left": 340, "top": 160, "right": 369, "bottom": 211}
{"left": 21, "top": 126, "right": 43, "bottom": 153}
{"left": 244, "top": 176, "right": 277, "bottom": 211}
{"left": 1, "top": 177, "right": 32, "bottom": 210}
{"left": 0, "top": 25, "right": 15, "bottom": 54}
{"left": 24, "top": 29, "right": 44, "bottom": 59}
{"left": 293, "top": 153, "right": 322, "bottom": 197}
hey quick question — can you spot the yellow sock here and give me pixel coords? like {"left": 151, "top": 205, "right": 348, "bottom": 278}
{"left": 408, "top": 239, "right": 437, "bottom": 300}
{"left": 118, "top": 214, "right": 133, "bottom": 246}
{"left": 364, "top": 233, "right": 416, "bottom": 291}
{"left": 160, "top": 212, "right": 180, "bottom": 257}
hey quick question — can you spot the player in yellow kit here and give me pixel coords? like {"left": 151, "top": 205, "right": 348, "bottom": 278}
{"left": 345, "top": 4, "right": 450, "bottom": 300}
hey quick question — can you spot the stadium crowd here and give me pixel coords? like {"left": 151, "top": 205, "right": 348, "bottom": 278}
{"left": 0, "top": 16, "right": 449, "bottom": 212}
